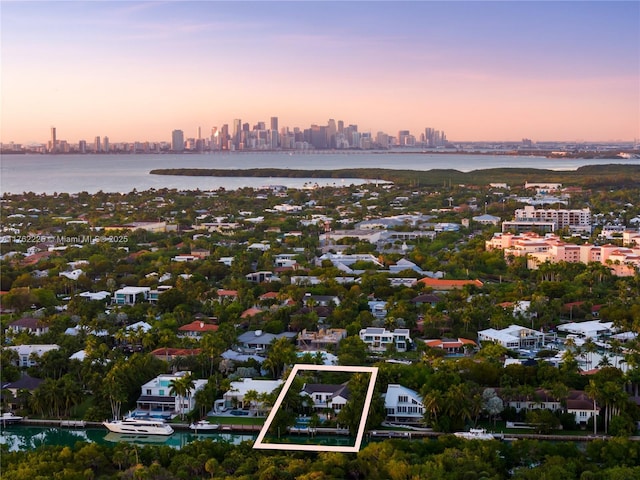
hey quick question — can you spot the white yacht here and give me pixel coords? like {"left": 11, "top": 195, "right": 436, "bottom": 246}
{"left": 454, "top": 428, "right": 495, "bottom": 440}
{"left": 189, "top": 419, "right": 220, "bottom": 431}
{"left": 0, "top": 412, "right": 24, "bottom": 424}
{"left": 102, "top": 418, "right": 174, "bottom": 436}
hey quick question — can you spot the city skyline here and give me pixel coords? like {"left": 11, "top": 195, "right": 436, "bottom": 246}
{"left": 1, "top": 1, "right": 639, "bottom": 145}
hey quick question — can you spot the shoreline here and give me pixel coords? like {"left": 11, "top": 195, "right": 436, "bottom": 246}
{"left": 10, "top": 418, "right": 631, "bottom": 442}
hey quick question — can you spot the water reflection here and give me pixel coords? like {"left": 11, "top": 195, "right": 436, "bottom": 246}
{"left": 0, "top": 425, "right": 256, "bottom": 452}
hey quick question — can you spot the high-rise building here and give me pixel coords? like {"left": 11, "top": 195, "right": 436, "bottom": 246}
{"left": 103, "top": 136, "right": 109, "bottom": 153}
{"left": 95, "top": 136, "right": 101, "bottom": 153}
{"left": 327, "top": 119, "right": 337, "bottom": 148}
{"left": 232, "top": 119, "right": 242, "bottom": 149}
{"left": 50, "top": 127, "right": 57, "bottom": 153}
{"left": 171, "top": 130, "right": 184, "bottom": 152}
{"left": 221, "top": 124, "right": 229, "bottom": 150}
{"left": 79, "top": 140, "right": 86, "bottom": 154}
{"left": 270, "top": 116, "right": 278, "bottom": 132}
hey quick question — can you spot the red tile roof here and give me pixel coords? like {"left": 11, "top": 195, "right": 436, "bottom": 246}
{"left": 178, "top": 321, "right": 218, "bottom": 333}
{"left": 418, "top": 278, "right": 483, "bottom": 289}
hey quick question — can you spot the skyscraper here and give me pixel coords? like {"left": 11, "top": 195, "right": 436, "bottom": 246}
{"left": 171, "top": 130, "right": 184, "bottom": 152}
{"left": 270, "top": 117, "right": 279, "bottom": 149}
{"left": 95, "top": 136, "right": 101, "bottom": 153}
{"left": 50, "top": 127, "right": 57, "bottom": 153}
{"left": 232, "top": 119, "right": 242, "bottom": 150}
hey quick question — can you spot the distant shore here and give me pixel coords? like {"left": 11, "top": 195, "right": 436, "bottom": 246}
{"left": 149, "top": 164, "right": 640, "bottom": 188}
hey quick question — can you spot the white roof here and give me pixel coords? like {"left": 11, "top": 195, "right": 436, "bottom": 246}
{"left": 557, "top": 320, "right": 614, "bottom": 336}
{"left": 227, "top": 378, "right": 283, "bottom": 396}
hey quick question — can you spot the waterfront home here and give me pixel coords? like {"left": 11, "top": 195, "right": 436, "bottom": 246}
{"left": 566, "top": 390, "right": 600, "bottom": 426}
{"left": 134, "top": 371, "right": 206, "bottom": 419}
{"left": 384, "top": 384, "right": 425, "bottom": 424}
{"left": 1, "top": 374, "right": 43, "bottom": 411}
{"left": 218, "top": 378, "right": 283, "bottom": 413}
{"left": 500, "top": 388, "right": 599, "bottom": 426}
{"left": 301, "top": 383, "right": 350, "bottom": 415}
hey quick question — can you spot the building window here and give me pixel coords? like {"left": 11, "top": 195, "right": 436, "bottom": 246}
{"left": 398, "top": 395, "right": 408, "bottom": 403}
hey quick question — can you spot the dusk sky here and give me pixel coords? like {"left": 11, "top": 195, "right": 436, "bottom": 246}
{"left": 1, "top": 1, "right": 638, "bottom": 144}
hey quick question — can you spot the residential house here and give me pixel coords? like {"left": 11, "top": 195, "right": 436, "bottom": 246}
{"left": 7, "top": 317, "right": 49, "bottom": 337}
{"left": 1, "top": 374, "right": 43, "bottom": 411}
{"left": 566, "top": 390, "right": 599, "bottom": 426}
{"left": 478, "top": 325, "right": 555, "bottom": 350}
{"left": 410, "top": 293, "right": 441, "bottom": 307}
{"left": 417, "top": 277, "right": 483, "bottom": 291}
{"left": 178, "top": 321, "right": 218, "bottom": 340}
{"left": 384, "top": 384, "right": 425, "bottom": 424}
{"left": 503, "top": 388, "right": 561, "bottom": 413}
{"left": 500, "top": 388, "right": 599, "bottom": 427}
{"left": 304, "top": 294, "right": 341, "bottom": 308}
{"left": 557, "top": 320, "right": 615, "bottom": 339}
{"left": 368, "top": 300, "right": 387, "bottom": 319}
{"left": 301, "top": 383, "right": 350, "bottom": 415}
{"left": 246, "top": 271, "right": 275, "bottom": 283}
{"left": 113, "top": 286, "right": 150, "bottom": 305}
{"left": 151, "top": 347, "right": 202, "bottom": 364}
{"left": 422, "top": 338, "right": 477, "bottom": 355}
{"left": 216, "top": 289, "right": 238, "bottom": 302}
{"left": 6, "top": 344, "right": 59, "bottom": 367}
{"left": 190, "top": 248, "right": 210, "bottom": 259}
{"left": 134, "top": 371, "right": 206, "bottom": 419}
{"left": 217, "top": 378, "right": 283, "bottom": 413}
{"left": 236, "top": 330, "right": 297, "bottom": 353}
{"left": 297, "top": 328, "right": 347, "bottom": 352}
{"left": 359, "top": 327, "right": 413, "bottom": 353}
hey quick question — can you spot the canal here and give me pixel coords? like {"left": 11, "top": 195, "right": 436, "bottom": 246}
{"left": 0, "top": 424, "right": 257, "bottom": 452}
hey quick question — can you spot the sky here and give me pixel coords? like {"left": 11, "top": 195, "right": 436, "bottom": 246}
{"left": 1, "top": 1, "right": 639, "bottom": 144}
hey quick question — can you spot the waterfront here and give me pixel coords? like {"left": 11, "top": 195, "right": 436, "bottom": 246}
{"left": 2, "top": 152, "right": 637, "bottom": 195}
{"left": 0, "top": 424, "right": 256, "bottom": 452}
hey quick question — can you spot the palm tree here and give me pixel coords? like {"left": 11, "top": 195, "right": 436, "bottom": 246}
{"left": 169, "top": 376, "right": 189, "bottom": 420}
{"left": 169, "top": 373, "right": 196, "bottom": 420}
{"left": 583, "top": 338, "right": 598, "bottom": 370}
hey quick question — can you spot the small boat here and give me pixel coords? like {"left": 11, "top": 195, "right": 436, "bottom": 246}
{"left": 0, "top": 412, "right": 24, "bottom": 424}
{"left": 103, "top": 417, "right": 174, "bottom": 436}
{"left": 454, "top": 428, "right": 495, "bottom": 440}
{"left": 189, "top": 420, "right": 220, "bottom": 431}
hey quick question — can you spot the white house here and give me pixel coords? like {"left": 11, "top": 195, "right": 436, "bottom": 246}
{"left": 566, "top": 390, "right": 599, "bottom": 426}
{"left": 6, "top": 317, "right": 49, "bottom": 337}
{"left": 301, "top": 383, "right": 350, "bottom": 414}
{"left": 557, "top": 320, "right": 615, "bottom": 339}
{"left": 6, "top": 344, "right": 60, "bottom": 367}
{"left": 384, "top": 384, "right": 425, "bottom": 424}
{"left": 113, "top": 286, "right": 151, "bottom": 305}
{"left": 359, "top": 327, "right": 413, "bottom": 353}
{"left": 218, "top": 378, "right": 283, "bottom": 413}
{"left": 134, "top": 371, "right": 206, "bottom": 419}
{"left": 477, "top": 325, "right": 554, "bottom": 350}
